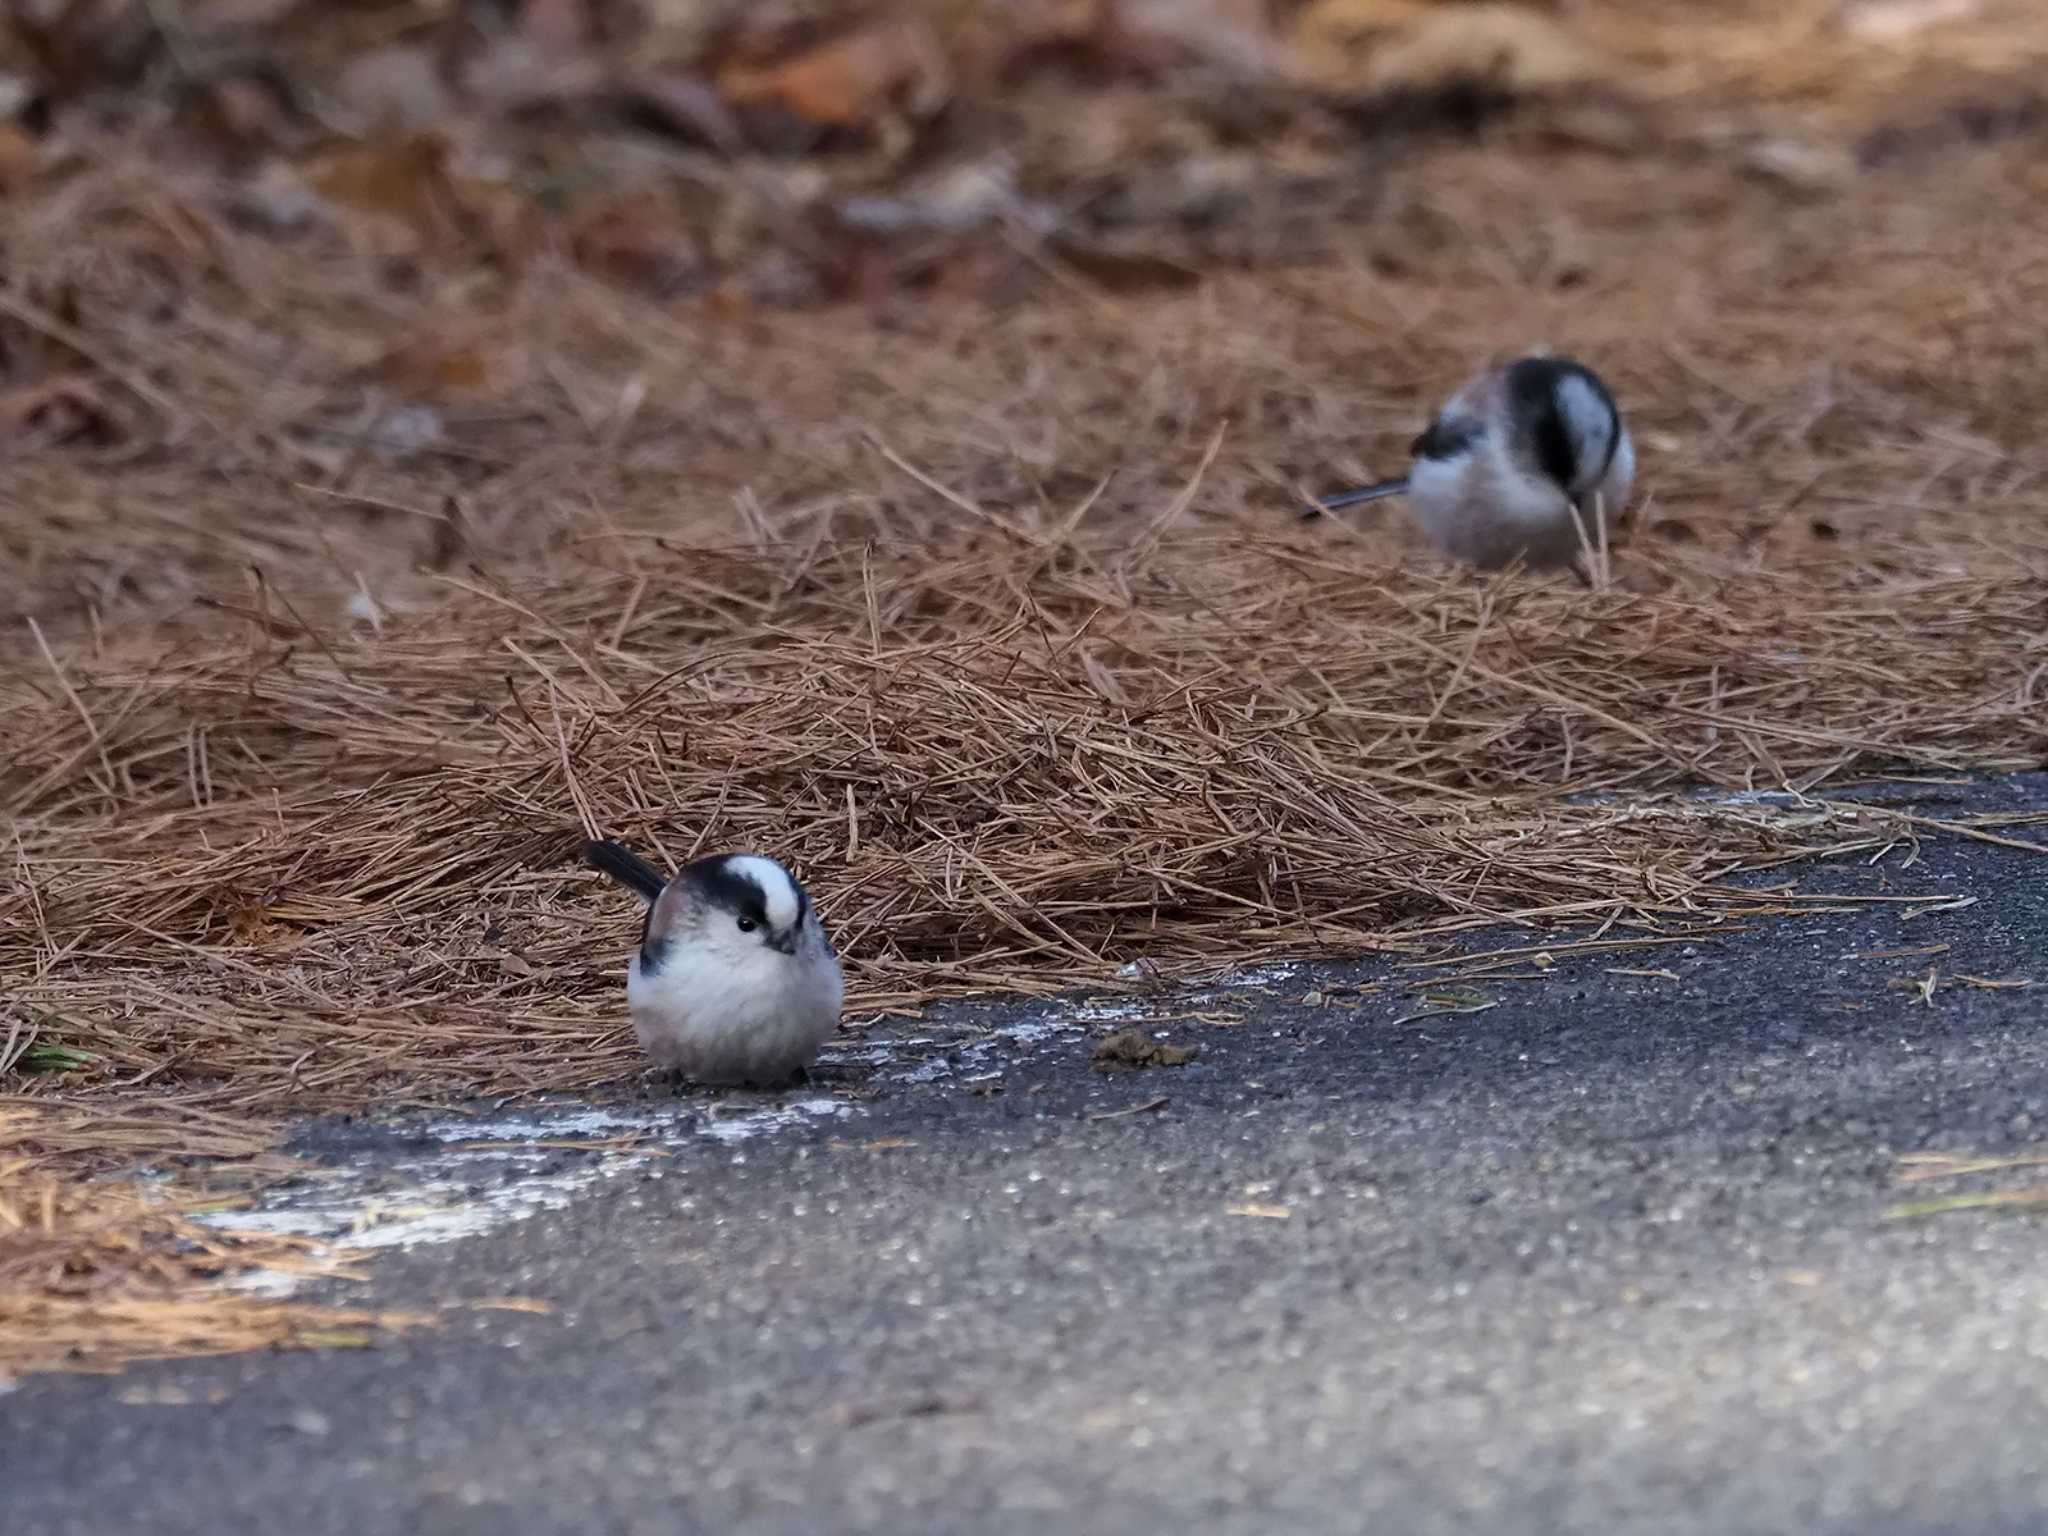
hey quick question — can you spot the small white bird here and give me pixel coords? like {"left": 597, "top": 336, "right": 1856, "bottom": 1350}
{"left": 585, "top": 840, "right": 845, "bottom": 1088}
{"left": 1309, "top": 354, "right": 1635, "bottom": 576}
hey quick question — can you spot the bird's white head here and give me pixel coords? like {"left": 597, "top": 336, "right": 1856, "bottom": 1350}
{"left": 643, "top": 851, "right": 814, "bottom": 968}
{"left": 1499, "top": 355, "right": 1627, "bottom": 504}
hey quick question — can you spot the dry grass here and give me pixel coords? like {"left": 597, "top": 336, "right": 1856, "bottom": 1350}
{"left": 4, "top": 1, "right": 2048, "bottom": 1373}
{"left": 7, "top": 531, "right": 2045, "bottom": 1094}
{"left": 0, "top": 1108, "right": 429, "bottom": 1374}
{"left": 0, "top": 1289, "right": 427, "bottom": 1377}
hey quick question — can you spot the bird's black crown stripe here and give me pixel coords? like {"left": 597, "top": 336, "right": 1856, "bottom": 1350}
{"left": 1504, "top": 356, "right": 1620, "bottom": 493}
{"left": 686, "top": 858, "right": 772, "bottom": 930}
{"left": 685, "top": 856, "right": 812, "bottom": 931}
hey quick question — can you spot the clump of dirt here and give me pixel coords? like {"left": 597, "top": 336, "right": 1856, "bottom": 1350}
{"left": 1094, "top": 1030, "right": 1202, "bottom": 1070}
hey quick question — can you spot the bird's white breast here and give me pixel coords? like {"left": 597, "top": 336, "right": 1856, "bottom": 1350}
{"left": 1407, "top": 426, "right": 1587, "bottom": 570}
{"left": 625, "top": 930, "right": 843, "bottom": 1087}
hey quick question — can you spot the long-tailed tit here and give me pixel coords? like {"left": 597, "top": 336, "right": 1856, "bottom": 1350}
{"left": 1308, "top": 354, "right": 1635, "bottom": 575}
{"left": 584, "top": 840, "right": 845, "bottom": 1088}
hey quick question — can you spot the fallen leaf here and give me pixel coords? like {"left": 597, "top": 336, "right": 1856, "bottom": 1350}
{"left": 304, "top": 133, "right": 461, "bottom": 247}
{"left": 230, "top": 905, "right": 296, "bottom": 947}
{"left": 1225, "top": 1202, "right": 1291, "bottom": 1219}
{"left": 0, "top": 122, "right": 40, "bottom": 195}
{"left": 1325, "top": 3, "right": 1607, "bottom": 97}
{"left": 1293, "top": 0, "right": 1439, "bottom": 74}
{"left": 1043, "top": 236, "right": 1203, "bottom": 292}
{"left": 570, "top": 189, "right": 708, "bottom": 297}
{"left": 718, "top": 19, "right": 950, "bottom": 133}
{"left": 1838, "top": 0, "right": 1984, "bottom": 42}
{"left": 371, "top": 338, "right": 496, "bottom": 396}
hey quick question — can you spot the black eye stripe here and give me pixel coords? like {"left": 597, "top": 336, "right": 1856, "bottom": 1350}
{"left": 674, "top": 854, "right": 813, "bottom": 932}
{"left": 1503, "top": 356, "right": 1619, "bottom": 491}
{"left": 1529, "top": 409, "right": 1578, "bottom": 492}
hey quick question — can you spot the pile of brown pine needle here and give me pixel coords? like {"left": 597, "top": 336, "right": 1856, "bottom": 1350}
{"left": 0, "top": 1108, "right": 431, "bottom": 1375}
{"left": 4, "top": 50, "right": 2048, "bottom": 1372}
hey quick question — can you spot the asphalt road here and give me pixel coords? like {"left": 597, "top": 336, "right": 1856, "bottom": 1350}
{"left": 10, "top": 776, "right": 2048, "bottom": 1536}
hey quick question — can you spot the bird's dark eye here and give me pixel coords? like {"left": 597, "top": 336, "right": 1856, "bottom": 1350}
{"left": 736, "top": 917, "right": 757, "bottom": 933}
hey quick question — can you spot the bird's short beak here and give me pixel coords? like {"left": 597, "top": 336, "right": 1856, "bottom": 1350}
{"left": 765, "top": 931, "right": 798, "bottom": 956}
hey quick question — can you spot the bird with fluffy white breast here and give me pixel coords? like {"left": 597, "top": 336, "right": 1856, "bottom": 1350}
{"left": 584, "top": 840, "right": 844, "bottom": 1088}
{"left": 1308, "top": 353, "right": 1635, "bottom": 577}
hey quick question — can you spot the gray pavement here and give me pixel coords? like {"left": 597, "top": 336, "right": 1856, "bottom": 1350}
{"left": 8, "top": 776, "right": 2048, "bottom": 1536}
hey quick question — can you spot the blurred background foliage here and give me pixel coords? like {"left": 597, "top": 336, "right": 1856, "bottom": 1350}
{"left": 3, "top": 0, "right": 2044, "bottom": 315}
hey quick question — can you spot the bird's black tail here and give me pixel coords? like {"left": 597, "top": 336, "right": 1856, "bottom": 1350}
{"left": 584, "top": 840, "right": 667, "bottom": 903}
{"left": 1302, "top": 476, "right": 1411, "bottom": 519}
